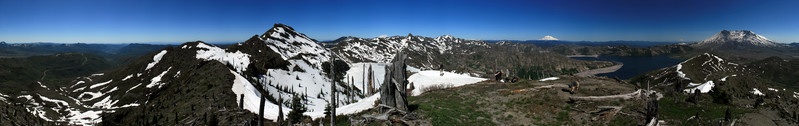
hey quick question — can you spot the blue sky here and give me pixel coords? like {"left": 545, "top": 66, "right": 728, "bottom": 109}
{"left": 1, "top": 0, "right": 798, "bottom": 43}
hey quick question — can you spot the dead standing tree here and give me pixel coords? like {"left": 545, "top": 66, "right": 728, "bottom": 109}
{"left": 380, "top": 52, "right": 410, "bottom": 112}
{"left": 329, "top": 55, "right": 337, "bottom": 126}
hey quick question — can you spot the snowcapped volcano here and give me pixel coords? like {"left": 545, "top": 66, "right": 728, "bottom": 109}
{"left": 538, "top": 35, "right": 559, "bottom": 40}
{"left": 693, "top": 30, "right": 780, "bottom": 49}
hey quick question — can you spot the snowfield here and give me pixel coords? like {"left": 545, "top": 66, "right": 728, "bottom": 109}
{"left": 230, "top": 70, "right": 290, "bottom": 121}
{"left": 684, "top": 81, "right": 714, "bottom": 93}
{"left": 195, "top": 43, "right": 251, "bottom": 73}
{"left": 407, "top": 70, "right": 487, "bottom": 96}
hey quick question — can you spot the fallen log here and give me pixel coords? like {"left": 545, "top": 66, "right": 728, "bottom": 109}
{"left": 569, "top": 89, "right": 663, "bottom": 102}
{"left": 569, "top": 90, "right": 643, "bottom": 101}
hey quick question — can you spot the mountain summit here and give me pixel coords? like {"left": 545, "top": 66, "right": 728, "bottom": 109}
{"left": 693, "top": 30, "right": 780, "bottom": 49}
{"left": 539, "top": 35, "right": 559, "bottom": 40}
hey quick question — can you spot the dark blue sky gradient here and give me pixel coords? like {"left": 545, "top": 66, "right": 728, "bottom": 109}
{"left": 1, "top": 0, "right": 798, "bottom": 43}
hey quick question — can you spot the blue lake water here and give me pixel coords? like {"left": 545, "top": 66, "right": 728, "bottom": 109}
{"left": 570, "top": 55, "right": 685, "bottom": 79}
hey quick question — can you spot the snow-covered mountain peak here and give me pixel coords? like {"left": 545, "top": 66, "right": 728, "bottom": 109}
{"left": 257, "top": 24, "right": 330, "bottom": 67}
{"left": 694, "top": 30, "right": 779, "bottom": 48}
{"left": 539, "top": 35, "right": 559, "bottom": 40}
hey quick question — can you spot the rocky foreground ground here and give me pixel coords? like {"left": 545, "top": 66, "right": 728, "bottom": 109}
{"left": 340, "top": 75, "right": 794, "bottom": 126}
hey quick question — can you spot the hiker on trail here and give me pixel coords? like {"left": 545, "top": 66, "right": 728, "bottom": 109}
{"left": 494, "top": 71, "right": 503, "bottom": 82}
{"left": 570, "top": 79, "right": 581, "bottom": 94}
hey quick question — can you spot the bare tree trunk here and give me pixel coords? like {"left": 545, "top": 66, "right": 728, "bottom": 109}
{"left": 258, "top": 95, "right": 264, "bottom": 126}
{"left": 278, "top": 95, "right": 283, "bottom": 125}
{"left": 330, "top": 56, "right": 336, "bottom": 126}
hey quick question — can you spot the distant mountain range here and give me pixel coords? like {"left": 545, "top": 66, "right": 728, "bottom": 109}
{"left": 482, "top": 40, "right": 682, "bottom": 48}
{"left": 693, "top": 30, "right": 784, "bottom": 49}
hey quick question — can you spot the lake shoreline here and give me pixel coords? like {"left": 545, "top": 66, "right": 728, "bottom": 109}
{"left": 575, "top": 64, "right": 623, "bottom": 77}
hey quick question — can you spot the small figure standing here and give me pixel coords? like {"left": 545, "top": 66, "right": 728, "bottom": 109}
{"left": 494, "top": 71, "right": 503, "bottom": 82}
{"left": 439, "top": 64, "right": 444, "bottom": 76}
{"left": 570, "top": 79, "right": 581, "bottom": 94}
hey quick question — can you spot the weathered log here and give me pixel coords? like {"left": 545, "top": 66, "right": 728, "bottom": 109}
{"left": 569, "top": 90, "right": 643, "bottom": 101}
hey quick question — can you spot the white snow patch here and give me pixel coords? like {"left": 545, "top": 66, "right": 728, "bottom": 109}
{"left": 67, "top": 110, "right": 104, "bottom": 125}
{"left": 538, "top": 77, "right": 560, "bottom": 82}
{"left": 751, "top": 88, "right": 765, "bottom": 96}
{"left": 38, "top": 95, "right": 69, "bottom": 108}
{"left": 146, "top": 50, "right": 167, "bottom": 70}
{"left": 37, "top": 81, "right": 48, "bottom": 89}
{"left": 683, "top": 81, "right": 714, "bottom": 93}
{"left": 767, "top": 88, "right": 779, "bottom": 92}
{"left": 126, "top": 83, "right": 141, "bottom": 93}
{"left": 121, "top": 74, "right": 133, "bottom": 81}
{"left": 91, "top": 96, "right": 119, "bottom": 109}
{"left": 407, "top": 70, "right": 486, "bottom": 96}
{"left": 89, "top": 80, "right": 113, "bottom": 89}
{"left": 793, "top": 92, "right": 798, "bottom": 99}
{"left": 146, "top": 67, "right": 171, "bottom": 88}
{"left": 117, "top": 103, "right": 140, "bottom": 108}
{"left": 70, "top": 81, "right": 85, "bottom": 88}
{"left": 195, "top": 43, "right": 251, "bottom": 73}
{"left": 0, "top": 93, "right": 8, "bottom": 102}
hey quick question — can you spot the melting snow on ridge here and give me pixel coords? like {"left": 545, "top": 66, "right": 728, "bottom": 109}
{"left": 230, "top": 70, "right": 289, "bottom": 121}
{"left": 146, "top": 50, "right": 167, "bottom": 70}
{"left": 538, "top": 77, "right": 560, "bottom": 82}
{"left": 752, "top": 88, "right": 765, "bottom": 96}
{"left": 195, "top": 43, "right": 251, "bottom": 73}
{"left": 89, "top": 80, "right": 113, "bottom": 89}
{"left": 684, "top": 81, "right": 714, "bottom": 93}
{"left": 146, "top": 67, "right": 171, "bottom": 88}
{"left": 407, "top": 70, "right": 487, "bottom": 96}
{"left": 38, "top": 95, "right": 69, "bottom": 108}
{"left": 121, "top": 74, "right": 133, "bottom": 81}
